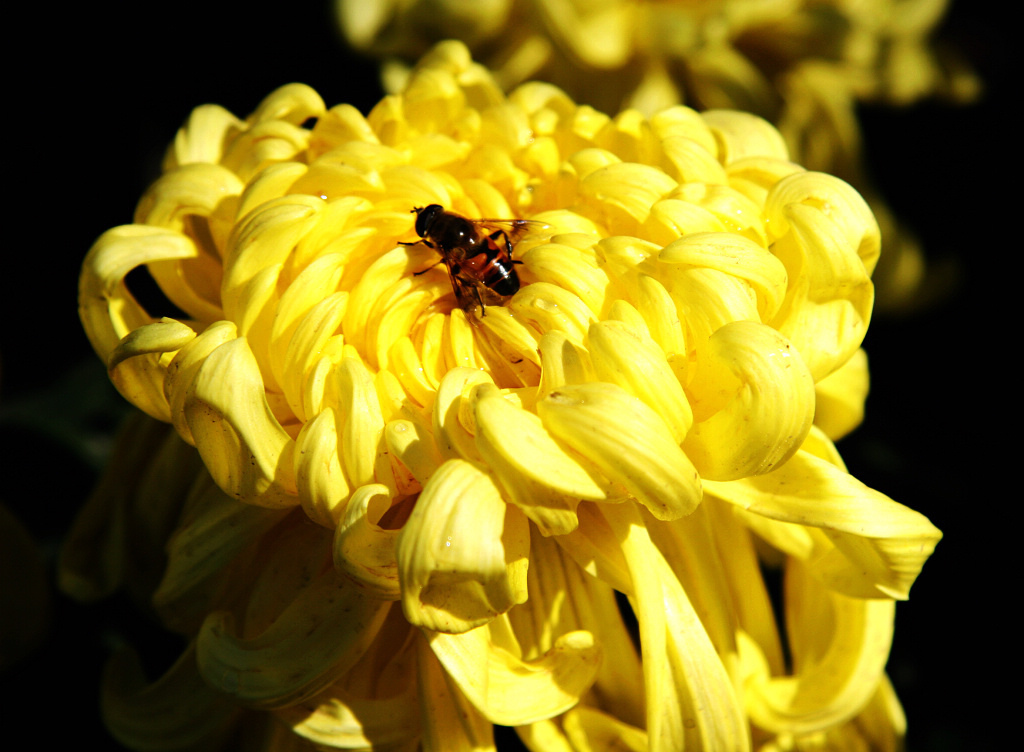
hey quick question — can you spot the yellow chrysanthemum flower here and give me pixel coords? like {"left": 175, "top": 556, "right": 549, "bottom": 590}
{"left": 65, "top": 41, "right": 939, "bottom": 751}
{"left": 337, "top": 0, "right": 978, "bottom": 311}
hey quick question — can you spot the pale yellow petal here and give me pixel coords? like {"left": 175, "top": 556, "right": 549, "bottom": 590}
{"left": 336, "top": 355, "right": 389, "bottom": 490}
{"left": 294, "top": 407, "right": 352, "bottom": 527}
{"left": 705, "top": 435, "right": 942, "bottom": 600}
{"left": 586, "top": 318, "right": 693, "bottom": 443}
{"left": 417, "top": 637, "right": 496, "bottom": 752}
{"left": 333, "top": 484, "right": 401, "bottom": 599}
{"left": 742, "top": 560, "right": 896, "bottom": 735}
{"left": 473, "top": 384, "right": 613, "bottom": 536}
{"left": 764, "top": 171, "right": 879, "bottom": 381}
{"left": 601, "top": 503, "right": 749, "bottom": 752}
{"left": 659, "top": 231, "right": 788, "bottom": 324}
{"left": 538, "top": 382, "right": 701, "bottom": 521}
{"left": 429, "top": 621, "right": 601, "bottom": 726}
{"left": 183, "top": 336, "right": 297, "bottom": 506}
{"left": 814, "top": 347, "right": 870, "bottom": 440}
{"left": 683, "top": 321, "right": 815, "bottom": 481}
{"left": 397, "top": 458, "right": 528, "bottom": 633}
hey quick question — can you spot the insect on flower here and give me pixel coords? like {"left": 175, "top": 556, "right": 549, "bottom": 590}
{"left": 402, "top": 204, "right": 541, "bottom": 315}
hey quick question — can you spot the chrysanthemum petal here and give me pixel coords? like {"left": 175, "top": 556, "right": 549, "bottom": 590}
{"left": 79, "top": 225, "right": 200, "bottom": 418}
{"left": 602, "top": 503, "right": 749, "bottom": 751}
{"left": 151, "top": 473, "right": 291, "bottom": 632}
{"left": 814, "top": 347, "right": 870, "bottom": 440}
{"left": 196, "top": 572, "right": 392, "bottom": 708}
{"left": 764, "top": 171, "right": 879, "bottom": 381}
{"left": 659, "top": 231, "right": 788, "bottom": 324}
{"left": 586, "top": 318, "right": 693, "bottom": 443}
{"left": 183, "top": 336, "right": 297, "bottom": 506}
{"left": 102, "top": 644, "right": 238, "bottom": 750}
{"left": 538, "top": 382, "right": 701, "bottom": 520}
{"left": 397, "top": 459, "right": 529, "bottom": 633}
{"left": 417, "top": 636, "right": 496, "bottom": 752}
{"left": 336, "top": 355, "right": 389, "bottom": 490}
{"left": 683, "top": 320, "right": 815, "bottom": 481}
{"left": 740, "top": 560, "right": 896, "bottom": 735}
{"left": 564, "top": 705, "right": 648, "bottom": 752}
{"left": 472, "top": 384, "right": 613, "bottom": 536}
{"left": 294, "top": 407, "right": 352, "bottom": 527}
{"left": 429, "top": 621, "right": 602, "bottom": 726}
{"left": 105, "top": 318, "right": 197, "bottom": 422}
{"left": 705, "top": 432, "right": 942, "bottom": 600}
{"left": 334, "top": 484, "right": 401, "bottom": 599}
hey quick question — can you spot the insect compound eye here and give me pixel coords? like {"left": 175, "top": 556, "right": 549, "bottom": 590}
{"left": 414, "top": 204, "right": 444, "bottom": 238}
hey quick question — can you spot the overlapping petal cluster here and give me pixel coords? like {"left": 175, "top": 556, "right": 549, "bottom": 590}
{"left": 338, "top": 0, "right": 977, "bottom": 310}
{"left": 67, "top": 41, "right": 939, "bottom": 751}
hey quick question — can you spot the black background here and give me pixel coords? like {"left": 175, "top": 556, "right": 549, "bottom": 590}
{"left": 1, "top": 2, "right": 1009, "bottom": 749}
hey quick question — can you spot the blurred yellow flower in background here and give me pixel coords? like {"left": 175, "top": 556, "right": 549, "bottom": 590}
{"left": 64, "top": 41, "right": 939, "bottom": 751}
{"left": 338, "top": 0, "right": 979, "bottom": 312}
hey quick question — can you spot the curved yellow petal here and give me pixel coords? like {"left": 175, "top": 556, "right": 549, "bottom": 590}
{"left": 429, "top": 621, "right": 602, "bottom": 726}
{"left": 586, "top": 318, "right": 693, "bottom": 443}
{"left": 294, "top": 407, "right": 351, "bottom": 527}
{"left": 416, "top": 637, "right": 496, "bottom": 752}
{"left": 764, "top": 171, "right": 879, "bottom": 381}
{"left": 79, "top": 225, "right": 198, "bottom": 418}
{"left": 183, "top": 336, "right": 297, "bottom": 507}
{"left": 196, "top": 571, "right": 391, "bottom": 709}
{"left": 473, "top": 384, "right": 615, "bottom": 536}
{"left": 333, "top": 484, "right": 401, "bottom": 599}
{"left": 165, "top": 320, "right": 239, "bottom": 446}
{"left": 397, "top": 458, "right": 529, "bottom": 633}
{"left": 741, "top": 560, "right": 896, "bottom": 735}
{"left": 705, "top": 434, "right": 942, "bottom": 600}
{"left": 107, "top": 318, "right": 197, "bottom": 423}
{"left": 814, "top": 347, "right": 870, "bottom": 441}
{"left": 538, "top": 382, "right": 701, "bottom": 521}
{"left": 683, "top": 320, "right": 815, "bottom": 481}
{"left": 601, "top": 503, "right": 749, "bottom": 752}
{"left": 659, "top": 231, "right": 788, "bottom": 325}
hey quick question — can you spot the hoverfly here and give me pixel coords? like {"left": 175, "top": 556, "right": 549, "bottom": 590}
{"left": 402, "top": 204, "right": 540, "bottom": 315}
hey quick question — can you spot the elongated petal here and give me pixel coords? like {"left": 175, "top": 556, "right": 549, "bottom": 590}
{"left": 196, "top": 571, "right": 392, "bottom": 708}
{"left": 417, "top": 637, "right": 496, "bottom": 752}
{"left": 586, "top": 318, "right": 693, "bottom": 443}
{"left": 183, "top": 337, "right": 297, "bottom": 506}
{"left": 473, "top": 384, "right": 613, "bottom": 536}
{"left": 397, "top": 459, "right": 529, "bottom": 633}
{"left": 764, "top": 171, "right": 879, "bottom": 381}
{"left": 683, "top": 320, "right": 815, "bottom": 480}
{"left": 429, "top": 621, "right": 601, "bottom": 726}
{"left": 741, "top": 560, "right": 896, "bottom": 735}
{"left": 538, "top": 382, "right": 701, "bottom": 521}
{"left": 294, "top": 407, "right": 352, "bottom": 527}
{"left": 601, "top": 503, "right": 749, "bottom": 751}
{"left": 107, "top": 318, "right": 197, "bottom": 422}
{"left": 705, "top": 433, "right": 942, "bottom": 599}
{"left": 79, "top": 226, "right": 199, "bottom": 419}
